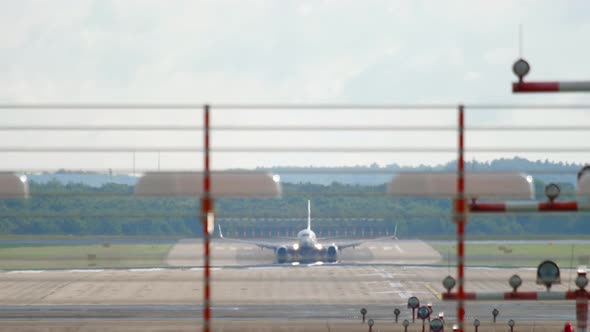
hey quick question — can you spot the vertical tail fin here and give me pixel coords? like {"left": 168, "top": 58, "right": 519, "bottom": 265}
{"left": 307, "top": 200, "right": 311, "bottom": 230}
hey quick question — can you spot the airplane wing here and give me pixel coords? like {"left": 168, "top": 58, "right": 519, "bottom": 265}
{"left": 217, "top": 225, "right": 281, "bottom": 250}
{"left": 325, "top": 224, "right": 399, "bottom": 249}
{"left": 329, "top": 236, "right": 393, "bottom": 249}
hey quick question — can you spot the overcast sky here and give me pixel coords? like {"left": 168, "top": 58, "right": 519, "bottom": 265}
{"left": 1, "top": 0, "right": 590, "bottom": 171}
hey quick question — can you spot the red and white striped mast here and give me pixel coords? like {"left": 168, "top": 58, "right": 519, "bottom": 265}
{"left": 202, "top": 104, "right": 213, "bottom": 332}
{"left": 442, "top": 267, "right": 590, "bottom": 332}
{"left": 457, "top": 52, "right": 590, "bottom": 331}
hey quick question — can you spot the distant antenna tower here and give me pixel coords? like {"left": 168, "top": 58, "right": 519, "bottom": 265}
{"left": 518, "top": 24, "right": 523, "bottom": 58}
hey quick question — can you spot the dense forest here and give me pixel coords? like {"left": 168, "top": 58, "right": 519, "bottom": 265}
{"left": 0, "top": 176, "right": 587, "bottom": 237}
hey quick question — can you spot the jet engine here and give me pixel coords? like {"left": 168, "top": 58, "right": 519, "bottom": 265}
{"left": 276, "top": 246, "right": 289, "bottom": 264}
{"left": 327, "top": 245, "right": 338, "bottom": 263}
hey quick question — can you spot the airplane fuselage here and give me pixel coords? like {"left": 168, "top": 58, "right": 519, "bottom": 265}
{"left": 219, "top": 200, "right": 395, "bottom": 264}
{"left": 296, "top": 229, "right": 317, "bottom": 248}
{"left": 276, "top": 228, "right": 338, "bottom": 264}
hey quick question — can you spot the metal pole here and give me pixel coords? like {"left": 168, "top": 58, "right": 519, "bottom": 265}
{"left": 456, "top": 104, "right": 466, "bottom": 332}
{"left": 469, "top": 201, "right": 589, "bottom": 212}
{"left": 576, "top": 291, "right": 588, "bottom": 332}
{"left": 202, "top": 104, "right": 212, "bottom": 332}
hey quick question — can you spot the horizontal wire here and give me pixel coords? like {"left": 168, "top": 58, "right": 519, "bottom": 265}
{"left": 4, "top": 168, "right": 585, "bottom": 175}
{"left": 0, "top": 212, "right": 587, "bottom": 218}
{"left": 2, "top": 147, "right": 590, "bottom": 153}
{"left": 0, "top": 125, "right": 451, "bottom": 131}
{"left": 0, "top": 104, "right": 206, "bottom": 110}
{"left": 0, "top": 104, "right": 456, "bottom": 110}
{"left": 18, "top": 192, "right": 391, "bottom": 197}
{"left": 10, "top": 190, "right": 581, "bottom": 197}
{"left": 468, "top": 126, "right": 590, "bottom": 131}
{"left": 215, "top": 104, "right": 590, "bottom": 110}
{"left": 0, "top": 212, "right": 199, "bottom": 218}
{"left": 0, "top": 103, "right": 588, "bottom": 110}
{"left": 0, "top": 125, "right": 202, "bottom": 131}
{"left": 466, "top": 104, "right": 590, "bottom": 110}
{"left": 1, "top": 125, "right": 590, "bottom": 131}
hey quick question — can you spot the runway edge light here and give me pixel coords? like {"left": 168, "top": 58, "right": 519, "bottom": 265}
{"left": 536, "top": 260, "right": 561, "bottom": 291}
{"left": 508, "top": 274, "right": 522, "bottom": 292}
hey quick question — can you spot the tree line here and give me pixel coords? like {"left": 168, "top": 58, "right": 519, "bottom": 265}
{"left": 0, "top": 179, "right": 586, "bottom": 237}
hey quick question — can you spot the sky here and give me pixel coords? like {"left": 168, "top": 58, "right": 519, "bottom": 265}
{"left": 1, "top": 0, "right": 590, "bottom": 172}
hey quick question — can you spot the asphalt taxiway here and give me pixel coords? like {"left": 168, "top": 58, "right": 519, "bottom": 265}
{"left": 0, "top": 239, "right": 582, "bottom": 331}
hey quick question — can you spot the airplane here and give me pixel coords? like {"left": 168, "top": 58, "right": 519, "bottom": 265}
{"left": 217, "top": 200, "right": 398, "bottom": 264}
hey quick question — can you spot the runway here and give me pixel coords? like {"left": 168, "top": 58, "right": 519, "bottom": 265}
{"left": 0, "top": 239, "right": 582, "bottom": 331}
{"left": 166, "top": 238, "right": 442, "bottom": 266}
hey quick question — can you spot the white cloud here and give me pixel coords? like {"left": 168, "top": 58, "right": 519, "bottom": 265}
{"left": 463, "top": 71, "right": 481, "bottom": 81}
{"left": 1, "top": 0, "right": 590, "bottom": 170}
{"left": 484, "top": 47, "right": 516, "bottom": 65}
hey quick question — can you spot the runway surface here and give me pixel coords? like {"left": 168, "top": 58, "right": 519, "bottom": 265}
{"left": 0, "top": 239, "right": 582, "bottom": 331}
{"left": 166, "top": 238, "right": 442, "bottom": 266}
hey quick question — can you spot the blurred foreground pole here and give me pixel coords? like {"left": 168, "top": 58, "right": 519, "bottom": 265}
{"left": 455, "top": 104, "right": 466, "bottom": 332}
{"left": 202, "top": 104, "right": 212, "bottom": 332}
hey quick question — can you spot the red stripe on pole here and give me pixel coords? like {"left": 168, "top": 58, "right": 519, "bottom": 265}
{"left": 442, "top": 293, "right": 476, "bottom": 300}
{"left": 513, "top": 82, "right": 560, "bottom": 92}
{"left": 578, "top": 300, "right": 588, "bottom": 330}
{"left": 566, "top": 291, "right": 581, "bottom": 300}
{"left": 470, "top": 201, "right": 581, "bottom": 212}
{"left": 539, "top": 201, "right": 579, "bottom": 211}
{"left": 469, "top": 203, "right": 506, "bottom": 212}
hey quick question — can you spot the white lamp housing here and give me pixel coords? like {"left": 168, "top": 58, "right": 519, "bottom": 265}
{"left": 388, "top": 172, "right": 534, "bottom": 199}
{"left": 0, "top": 173, "right": 29, "bottom": 199}
{"left": 135, "top": 172, "right": 281, "bottom": 198}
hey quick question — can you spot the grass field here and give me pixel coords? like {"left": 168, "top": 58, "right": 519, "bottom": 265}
{"left": 0, "top": 243, "right": 174, "bottom": 270}
{"left": 431, "top": 242, "right": 590, "bottom": 268}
